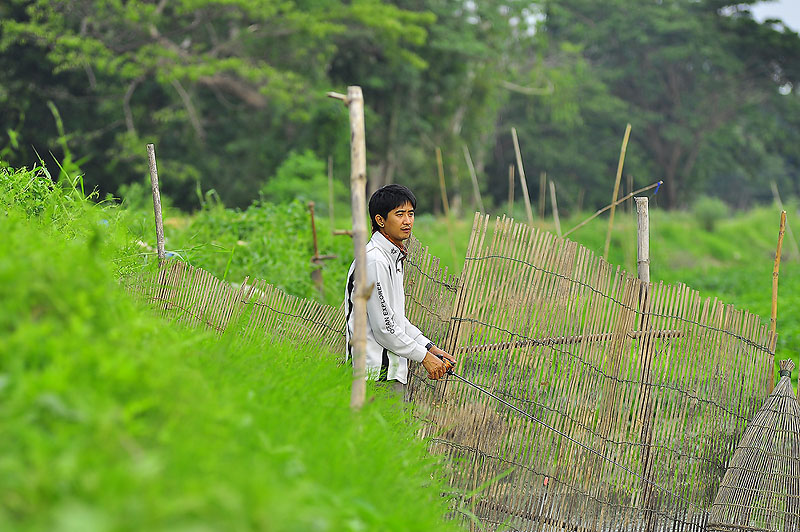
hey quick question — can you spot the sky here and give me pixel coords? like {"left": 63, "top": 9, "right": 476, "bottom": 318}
{"left": 749, "top": 0, "right": 800, "bottom": 32}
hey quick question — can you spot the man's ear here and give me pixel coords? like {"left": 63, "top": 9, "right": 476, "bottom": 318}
{"left": 374, "top": 214, "right": 385, "bottom": 228}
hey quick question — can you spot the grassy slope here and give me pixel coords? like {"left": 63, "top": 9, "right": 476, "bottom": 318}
{"left": 1, "top": 172, "right": 462, "bottom": 531}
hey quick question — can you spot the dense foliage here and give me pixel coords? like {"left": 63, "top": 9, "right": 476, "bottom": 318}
{"left": 0, "top": 163, "right": 463, "bottom": 531}
{"left": 2, "top": 0, "right": 799, "bottom": 212}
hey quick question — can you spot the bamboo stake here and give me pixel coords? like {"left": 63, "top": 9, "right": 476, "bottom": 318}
{"left": 771, "top": 211, "right": 785, "bottom": 395}
{"left": 563, "top": 180, "right": 662, "bottom": 238}
{"left": 769, "top": 181, "right": 800, "bottom": 260}
{"left": 508, "top": 165, "right": 515, "bottom": 215}
{"left": 603, "top": 123, "right": 632, "bottom": 260}
{"left": 511, "top": 127, "right": 534, "bottom": 226}
{"left": 549, "top": 180, "right": 561, "bottom": 238}
{"left": 328, "top": 155, "right": 335, "bottom": 231}
{"left": 435, "top": 147, "right": 451, "bottom": 217}
{"left": 539, "top": 171, "right": 547, "bottom": 220}
{"left": 462, "top": 145, "right": 485, "bottom": 213}
{"left": 146, "top": 143, "right": 166, "bottom": 262}
{"left": 627, "top": 173, "right": 633, "bottom": 214}
{"left": 329, "top": 86, "right": 370, "bottom": 410}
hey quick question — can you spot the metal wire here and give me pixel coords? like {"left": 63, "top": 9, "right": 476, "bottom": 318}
{"left": 444, "top": 368, "right": 707, "bottom": 516}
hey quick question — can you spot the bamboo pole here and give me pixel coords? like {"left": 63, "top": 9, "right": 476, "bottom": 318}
{"left": 771, "top": 211, "right": 785, "bottom": 395}
{"left": 511, "top": 127, "right": 534, "bottom": 226}
{"left": 627, "top": 173, "right": 633, "bottom": 214}
{"left": 539, "top": 171, "right": 547, "bottom": 219}
{"left": 146, "top": 143, "right": 166, "bottom": 263}
{"left": 508, "top": 165, "right": 515, "bottom": 215}
{"left": 329, "top": 86, "right": 370, "bottom": 410}
{"left": 769, "top": 181, "right": 800, "bottom": 260}
{"left": 462, "top": 145, "right": 485, "bottom": 213}
{"left": 564, "top": 180, "right": 662, "bottom": 238}
{"left": 603, "top": 123, "right": 632, "bottom": 260}
{"left": 549, "top": 180, "right": 561, "bottom": 238}
{"left": 435, "top": 147, "right": 451, "bottom": 217}
{"left": 328, "top": 155, "right": 335, "bottom": 231}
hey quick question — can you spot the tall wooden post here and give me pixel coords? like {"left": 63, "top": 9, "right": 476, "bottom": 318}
{"left": 146, "top": 143, "right": 166, "bottom": 263}
{"left": 635, "top": 195, "right": 656, "bottom": 530}
{"left": 511, "top": 127, "right": 534, "bottom": 226}
{"left": 636, "top": 197, "right": 650, "bottom": 283}
{"left": 328, "top": 87, "right": 370, "bottom": 410}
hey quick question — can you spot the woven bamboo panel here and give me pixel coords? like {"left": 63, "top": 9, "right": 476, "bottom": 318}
{"left": 411, "top": 213, "right": 774, "bottom": 531}
{"left": 708, "top": 359, "right": 800, "bottom": 532}
{"left": 125, "top": 261, "right": 346, "bottom": 354}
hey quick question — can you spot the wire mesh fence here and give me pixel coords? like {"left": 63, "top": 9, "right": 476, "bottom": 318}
{"left": 124, "top": 213, "right": 776, "bottom": 531}
{"left": 406, "top": 213, "right": 774, "bottom": 531}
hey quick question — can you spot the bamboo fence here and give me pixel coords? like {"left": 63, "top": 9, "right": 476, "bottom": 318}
{"left": 124, "top": 260, "right": 346, "bottom": 354}
{"left": 405, "top": 213, "right": 774, "bottom": 531}
{"left": 123, "top": 212, "right": 778, "bottom": 531}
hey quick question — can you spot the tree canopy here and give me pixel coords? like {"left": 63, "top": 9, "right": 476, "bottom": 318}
{"left": 1, "top": 0, "right": 799, "bottom": 211}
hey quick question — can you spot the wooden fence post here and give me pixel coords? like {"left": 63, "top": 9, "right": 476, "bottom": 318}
{"left": 636, "top": 197, "right": 650, "bottom": 283}
{"left": 146, "top": 143, "right": 166, "bottom": 263}
{"left": 328, "top": 86, "right": 370, "bottom": 410}
{"left": 635, "top": 195, "right": 657, "bottom": 530}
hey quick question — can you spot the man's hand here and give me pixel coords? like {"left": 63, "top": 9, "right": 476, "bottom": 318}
{"left": 422, "top": 352, "right": 449, "bottom": 380}
{"left": 429, "top": 345, "right": 456, "bottom": 367}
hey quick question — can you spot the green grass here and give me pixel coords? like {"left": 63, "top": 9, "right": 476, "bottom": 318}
{"left": 1, "top": 167, "right": 463, "bottom": 531}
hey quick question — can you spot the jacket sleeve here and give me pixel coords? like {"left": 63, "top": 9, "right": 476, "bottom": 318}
{"left": 404, "top": 318, "right": 431, "bottom": 348}
{"left": 365, "top": 260, "right": 429, "bottom": 363}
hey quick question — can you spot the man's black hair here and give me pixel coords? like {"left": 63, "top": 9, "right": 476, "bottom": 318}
{"left": 368, "top": 184, "right": 417, "bottom": 232}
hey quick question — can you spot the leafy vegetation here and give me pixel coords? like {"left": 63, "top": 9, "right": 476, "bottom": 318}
{"left": 2, "top": 1, "right": 798, "bottom": 212}
{"left": 0, "top": 163, "right": 462, "bottom": 531}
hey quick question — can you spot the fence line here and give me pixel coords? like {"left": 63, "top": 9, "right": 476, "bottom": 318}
{"left": 403, "top": 213, "right": 773, "bottom": 531}
{"left": 124, "top": 261, "right": 346, "bottom": 354}
{"left": 124, "top": 215, "right": 775, "bottom": 531}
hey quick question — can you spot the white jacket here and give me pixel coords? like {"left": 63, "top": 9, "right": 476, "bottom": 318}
{"left": 344, "top": 231, "right": 431, "bottom": 384}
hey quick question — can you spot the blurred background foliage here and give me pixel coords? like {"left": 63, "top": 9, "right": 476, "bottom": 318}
{"left": 1, "top": 0, "right": 799, "bottom": 213}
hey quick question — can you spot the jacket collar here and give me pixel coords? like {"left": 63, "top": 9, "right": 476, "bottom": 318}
{"left": 371, "top": 231, "right": 407, "bottom": 262}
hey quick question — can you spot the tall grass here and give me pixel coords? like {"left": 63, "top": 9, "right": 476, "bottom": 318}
{"left": 1, "top": 165, "right": 463, "bottom": 531}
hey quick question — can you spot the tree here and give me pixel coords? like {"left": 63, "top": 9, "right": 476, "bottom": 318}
{"left": 541, "top": 0, "right": 800, "bottom": 208}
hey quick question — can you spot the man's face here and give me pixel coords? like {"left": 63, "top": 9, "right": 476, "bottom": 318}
{"left": 377, "top": 201, "right": 415, "bottom": 242}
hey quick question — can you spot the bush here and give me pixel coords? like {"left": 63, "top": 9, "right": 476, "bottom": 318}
{"left": 692, "top": 195, "right": 729, "bottom": 232}
{"left": 260, "top": 150, "right": 349, "bottom": 211}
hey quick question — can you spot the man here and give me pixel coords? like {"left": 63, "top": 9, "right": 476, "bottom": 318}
{"left": 344, "top": 184, "right": 456, "bottom": 396}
